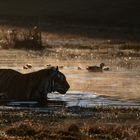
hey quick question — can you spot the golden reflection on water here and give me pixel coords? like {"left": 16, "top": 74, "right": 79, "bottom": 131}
{"left": 62, "top": 69, "right": 140, "bottom": 102}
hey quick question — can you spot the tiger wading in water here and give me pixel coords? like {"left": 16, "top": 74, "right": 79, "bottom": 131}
{"left": 0, "top": 66, "right": 70, "bottom": 103}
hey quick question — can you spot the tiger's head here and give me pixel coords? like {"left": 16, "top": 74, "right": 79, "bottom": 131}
{"left": 47, "top": 66, "right": 70, "bottom": 94}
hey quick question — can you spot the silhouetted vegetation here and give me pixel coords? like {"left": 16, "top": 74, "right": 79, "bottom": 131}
{"left": 0, "top": 0, "right": 140, "bottom": 28}
{"left": 0, "top": 27, "right": 44, "bottom": 50}
{"left": 120, "top": 44, "right": 140, "bottom": 51}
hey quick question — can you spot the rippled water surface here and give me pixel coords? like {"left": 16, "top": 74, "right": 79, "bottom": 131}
{"left": 48, "top": 91, "right": 140, "bottom": 107}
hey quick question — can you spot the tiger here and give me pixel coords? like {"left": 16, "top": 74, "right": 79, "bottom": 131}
{"left": 0, "top": 66, "right": 70, "bottom": 103}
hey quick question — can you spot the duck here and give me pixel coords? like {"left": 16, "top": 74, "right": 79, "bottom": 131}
{"left": 87, "top": 63, "right": 108, "bottom": 72}
{"left": 102, "top": 65, "right": 110, "bottom": 71}
{"left": 23, "top": 64, "right": 32, "bottom": 69}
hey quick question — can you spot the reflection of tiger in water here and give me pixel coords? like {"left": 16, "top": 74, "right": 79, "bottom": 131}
{"left": 0, "top": 66, "right": 70, "bottom": 102}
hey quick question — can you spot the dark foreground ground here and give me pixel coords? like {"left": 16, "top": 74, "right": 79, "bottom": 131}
{"left": 0, "top": 106, "right": 140, "bottom": 140}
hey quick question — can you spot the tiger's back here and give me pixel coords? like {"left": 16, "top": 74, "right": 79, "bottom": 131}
{"left": 0, "top": 67, "right": 70, "bottom": 102}
{"left": 0, "top": 69, "right": 31, "bottom": 100}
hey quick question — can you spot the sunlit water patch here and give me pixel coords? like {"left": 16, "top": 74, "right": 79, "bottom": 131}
{"left": 65, "top": 69, "right": 140, "bottom": 101}
{"left": 48, "top": 91, "right": 140, "bottom": 108}
{"left": 67, "top": 73, "right": 110, "bottom": 81}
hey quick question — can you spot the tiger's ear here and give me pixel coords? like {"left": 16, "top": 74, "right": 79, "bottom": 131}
{"left": 56, "top": 66, "right": 59, "bottom": 71}
{"left": 51, "top": 66, "right": 58, "bottom": 76}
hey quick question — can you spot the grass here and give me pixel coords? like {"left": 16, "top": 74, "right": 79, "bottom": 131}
{"left": 120, "top": 43, "right": 140, "bottom": 51}
{"left": 0, "top": 107, "right": 139, "bottom": 139}
{"left": 0, "top": 27, "right": 44, "bottom": 50}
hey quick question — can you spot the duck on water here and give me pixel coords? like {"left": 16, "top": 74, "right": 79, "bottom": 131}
{"left": 86, "top": 63, "right": 109, "bottom": 72}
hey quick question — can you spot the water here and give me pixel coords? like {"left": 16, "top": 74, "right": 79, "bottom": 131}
{"left": 49, "top": 67, "right": 140, "bottom": 108}
{"left": 64, "top": 68, "right": 140, "bottom": 102}
{"left": 48, "top": 91, "right": 140, "bottom": 108}
{"left": 1, "top": 68, "right": 139, "bottom": 109}
{"left": 1, "top": 90, "right": 139, "bottom": 112}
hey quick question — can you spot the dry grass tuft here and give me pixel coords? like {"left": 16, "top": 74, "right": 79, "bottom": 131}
{"left": 6, "top": 123, "right": 37, "bottom": 137}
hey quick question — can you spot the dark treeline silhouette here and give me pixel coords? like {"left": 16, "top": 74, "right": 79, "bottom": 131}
{"left": 0, "top": 0, "right": 140, "bottom": 28}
